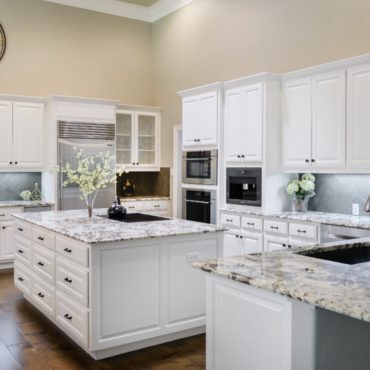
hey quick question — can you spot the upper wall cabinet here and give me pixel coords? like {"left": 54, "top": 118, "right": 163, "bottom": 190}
{"left": 179, "top": 84, "right": 221, "bottom": 149}
{"left": 0, "top": 100, "right": 45, "bottom": 170}
{"left": 282, "top": 70, "right": 346, "bottom": 171}
{"left": 224, "top": 83, "right": 263, "bottom": 164}
{"left": 116, "top": 107, "right": 161, "bottom": 172}
{"left": 347, "top": 63, "right": 370, "bottom": 169}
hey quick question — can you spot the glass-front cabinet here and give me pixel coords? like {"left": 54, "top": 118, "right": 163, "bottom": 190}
{"left": 116, "top": 108, "right": 160, "bottom": 171}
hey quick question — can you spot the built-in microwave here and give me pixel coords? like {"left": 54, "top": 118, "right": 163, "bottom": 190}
{"left": 182, "top": 150, "right": 218, "bottom": 185}
{"left": 226, "top": 167, "right": 262, "bottom": 206}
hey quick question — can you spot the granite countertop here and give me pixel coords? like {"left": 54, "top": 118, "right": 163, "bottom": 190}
{"left": 13, "top": 209, "right": 223, "bottom": 244}
{"left": 193, "top": 240, "right": 370, "bottom": 322}
{"left": 120, "top": 196, "right": 171, "bottom": 202}
{"left": 0, "top": 200, "right": 54, "bottom": 208}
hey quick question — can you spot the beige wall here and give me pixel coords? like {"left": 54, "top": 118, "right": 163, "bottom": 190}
{"left": 0, "top": 0, "right": 154, "bottom": 105}
{"left": 152, "top": 0, "right": 370, "bottom": 166}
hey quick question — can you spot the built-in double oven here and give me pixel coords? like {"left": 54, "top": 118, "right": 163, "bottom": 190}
{"left": 182, "top": 150, "right": 218, "bottom": 185}
{"left": 226, "top": 167, "right": 262, "bottom": 207}
{"left": 182, "top": 189, "right": 217, "bottom": 225}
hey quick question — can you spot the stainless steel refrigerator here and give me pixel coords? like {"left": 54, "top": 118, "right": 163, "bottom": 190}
{"left": 58, "top": 121, "right": 116, "bottom": 210}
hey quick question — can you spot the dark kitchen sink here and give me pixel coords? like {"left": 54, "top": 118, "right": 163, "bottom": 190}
{"left": 299, "top": 245, "right": 370, "bottom": 265}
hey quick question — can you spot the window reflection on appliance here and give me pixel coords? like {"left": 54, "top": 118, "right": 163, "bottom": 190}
{"left": 226, "top": 168, "right": 262, "bottom": 206}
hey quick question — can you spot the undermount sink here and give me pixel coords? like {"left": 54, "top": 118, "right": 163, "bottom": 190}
{"left": 299, "top": 245, "right": 370, "bottom": 265}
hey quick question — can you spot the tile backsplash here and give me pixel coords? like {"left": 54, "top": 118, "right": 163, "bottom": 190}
{"left": 0, "top": 173, "right": 42, "bottom": 201}
{"left": 309, "top": 174, "right": 370, "bottom": 216}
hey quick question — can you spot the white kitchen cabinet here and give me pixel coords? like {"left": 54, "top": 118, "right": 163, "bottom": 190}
{"left": 223, "top": 230, "right": 263, "bottom": 257}
{"left": 282, "top": 71, "right": 346, "bottom": 171}
{"left": 223, "top": 231, "right": 242, "bottom": 257}
{"left": 347, "top": 63, "right": 370, "bottom": 169}
{"left": 263, "top": 235, "right": 289, "bottom": 252}
{"left": 282, "top": 78, "right": 312, "bottom": 169}
{"left": 116, "top": 108, "right": 160, "bottom": 172}
{"left": 206, "top": 275, "right": 292, "bottom": 370}
{"left": 225, "top": 84, "right": 263, "bottom": 164}
{"left": 0, "top": 221, "right": 15, "bottom": 261}
{"left": 181, "top": 91, "right": 219, "bottom": 148}
{"left": 0, "top": 100, "right": 44, "bottom": 169}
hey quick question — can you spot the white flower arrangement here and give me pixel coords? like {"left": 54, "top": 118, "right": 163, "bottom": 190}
{"left": 286, "top": 173, "right": 316, "bottom": 200}
{"left": 59, "top": 149, "right": 123, "bottom": 216}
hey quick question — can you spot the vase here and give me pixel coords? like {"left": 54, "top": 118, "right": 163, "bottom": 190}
{"left": 292, "top": 197, "right": 309, "bottom": 212}
{"left": 83, "top": 191, "right": 98, "bottom": 218}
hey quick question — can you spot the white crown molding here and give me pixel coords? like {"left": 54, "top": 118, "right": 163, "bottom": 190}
{"left": 43, "top": 0, "right": 194, "bottom": 22}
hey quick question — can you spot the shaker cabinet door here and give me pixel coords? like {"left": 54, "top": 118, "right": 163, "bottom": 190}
{"left": 182, "top": 96, "right": 199, "bottom": 147}
{"left": 0, "top": 101, "right": 13, "bottom": 167}
{"left": 198, "top": 92, "right": 218, "bottom": 146}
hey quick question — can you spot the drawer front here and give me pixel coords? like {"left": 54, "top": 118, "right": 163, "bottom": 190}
{"left": 241, "top": 216, "right": 263, "bottom": 232}
{"left": 263, "top": 219, "right": 288, "bottom": 236}
{"left": 32, "top": 226, "right": 55, "bottom": 251}
{"left": 56, "top": 236, "right": 88, "bottom": 267}
{"left": 220, "top": 213, "right": 241, "bottom": 229}
{"left": 14, "top": 261, "right": 32, "bottom": 297}
{"left": 15, "top": 221, "right": 32, "bottom": 239}
{"left": 145, "top": 200, "right": 169, "bottom": 211}
{"left": 32, "top": 244, "right": 55, "bottom": 284}
{"left": 56, "top": 291, "right": 88, "bottom": 346}
{"left": 263, "top": 236, "right": 289, "bottom": 252}
{"left": 32, "top": 276, "right": 55, "bottom": 318}
{"left": 56, "top": 257, "right": 88, "bottom": 306}
{"left": 122, "top": 202, "right": 144, "bottom": 213}
{"left": 14, "top": 235, "right": 32, "bottom": 266}
{"left": 0, "top": 207, "right": 23, "bottom": 221}
{"left": 289, "top": 222, "right": 318, "bottom": 241}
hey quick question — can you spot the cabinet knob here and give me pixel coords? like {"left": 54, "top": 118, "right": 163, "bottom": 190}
{"left": 18, "top": 228, "right": 23, "bottom": 232}
{"left": 282, "top": 244, "right": 286, "bottom": 247}
{"left": 37, "top": 292, "right": 44, "bottom": 298}
{"left": 17, "top": 249, "right": 23, "bottom": 254}
{"left": 132, "top": 162, "right": 135, "bottom": 165}
{"left": 305, "top": 159, "right": 310, "bottom": 163}
{"left": 237, "top": 155, "right": 241, "bottom": 158}
{"left": 235, "top": 235, "right": 239, "bottom": 238}
{"left": 311, "top": 159, "right": 315, "bottom": 163}
{"left": 15, "top": 162, "right": 18, "bottom": 165}
{"left": 136, "top": 162, "right": 139, "bottom": 165}
{"left": 2, "top": 226, "right": 5, "bottom": 230}
{"left": 9, "top": 162, "right": 12, "bottom": 165}
{"left": 18, "top": 277, "right": 24, "bottom": 282}
{"left": 241, "top": 155, "right": 245, "bottom": 158}
{"left": 38, "top": 236, "right": 44, "bottom": 241}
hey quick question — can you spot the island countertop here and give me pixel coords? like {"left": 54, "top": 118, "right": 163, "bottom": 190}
{"left": 193, "top": 240, "right": 370, "bottom": 322}
{"left": 12, "top": 209, "right": 224, "bottom": 244}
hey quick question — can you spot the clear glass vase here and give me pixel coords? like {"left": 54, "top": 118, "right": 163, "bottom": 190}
{"left": 292, "top": 197, "right": 309, "bottom": 212}
{"left": 82, "top": 191, "right": 99, "bottom": 218}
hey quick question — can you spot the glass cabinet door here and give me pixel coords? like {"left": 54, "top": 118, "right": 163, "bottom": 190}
{"left": 116, "top": 112, "right": 133, "bottom": 166}
{"left": 137, "top": 113, "right": 157, "bottom": 166}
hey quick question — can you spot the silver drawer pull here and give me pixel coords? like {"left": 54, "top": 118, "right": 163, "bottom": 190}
{"left": 247, "top": 222, "right": 255, "bottom": 226}
{"left": 64, "top": 313, "right": 72, "bottom": 320}
{"left": 297, "top": 229, "right": 307, "bottom": 233}
{"left": 64, "top": 277, "right": 72, "bottom": 283}
{"left": 18, "top": 227, "right": 24, "bottom": 232}
{"left": 154, "top": 205, "right": 160, "bottom": 208}
{"left": 270, "top": 226, "right": 279, "bottom": 230}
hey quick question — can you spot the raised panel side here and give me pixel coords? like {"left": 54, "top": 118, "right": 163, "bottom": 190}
{"left": 0, "top": 101, "right": 13, "bottom": 166}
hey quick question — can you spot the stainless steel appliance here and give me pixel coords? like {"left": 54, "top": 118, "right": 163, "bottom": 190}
{"left": 58, "top": 121, "right": 116, "bottom": 210}
{"left": 182, "top": 150, "right": 218, "bottom": 185}
{"left": 226, "top": 167, "right": 262, "bottom": 206}
{"left": 182, "top": 189, "right": 217, "bottom": 224}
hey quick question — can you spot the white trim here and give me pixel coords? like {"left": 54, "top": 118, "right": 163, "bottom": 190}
{"left": 177, "top": 82, "right": 223, "bottom": 97}
{"left": 223, "top": 72, "right": 281, "bottom": 90}
{"left": 172, "top": 125, "right": 182, "bottom": 218}
{"left": 47, "top": 95, "right": 120, "bottom": 106}
{"left": 43, "top": 0, "right": 194, "bottom": 22}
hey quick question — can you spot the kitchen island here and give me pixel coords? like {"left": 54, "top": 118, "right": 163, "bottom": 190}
{"left": 194, "top": 240, "right": 370, "bottom": 370}
{"left": 12, "top": 209, "right": 224, "bottom": 359}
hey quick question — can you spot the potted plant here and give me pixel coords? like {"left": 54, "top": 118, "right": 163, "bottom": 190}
{"left": 59, "top": 149, "right": 122, "bottom": 218}
{"left": 286, "top": 173, "right": 315, "bottom": 212}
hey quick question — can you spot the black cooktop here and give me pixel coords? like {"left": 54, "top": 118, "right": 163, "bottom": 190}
{"left": 99, "top": 213, "right": 169, "bottom": 223}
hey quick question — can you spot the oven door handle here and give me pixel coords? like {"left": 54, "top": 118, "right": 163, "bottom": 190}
{"left": 185, "top": 200, "right": 211, "bottom": 205}
{"left": 185, "top": 158, "right": 212, "bottom": 161}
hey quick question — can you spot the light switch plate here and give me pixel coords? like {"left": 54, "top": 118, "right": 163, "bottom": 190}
{"left": 352, "top": 203, "right": 360, "bottom": 216}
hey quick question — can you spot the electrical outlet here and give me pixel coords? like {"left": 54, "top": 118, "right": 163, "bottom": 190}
{"left": 187, "top": 252, "right": 200, "bottom": 263}
{"left": 352, "top": 203, "right": 360, "bottom": 216}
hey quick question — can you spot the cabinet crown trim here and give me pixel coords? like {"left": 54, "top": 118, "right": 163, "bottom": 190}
{"left": 223, "top": 72, "right": 281, "bottom": 89}
{"left": 177, "top": 82, "right": 223, "bottom": 97}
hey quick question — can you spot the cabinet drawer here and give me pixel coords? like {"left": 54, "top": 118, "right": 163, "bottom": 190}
{"left": 32, "top": 275, "right": 55, "bottom": 319}
{"left": 14, "top": 261, "right": 32, "bottom": 297}
{"left": 122, "top": 202, "right": 144, "bottom": 213}
{"left": 0, "top": 207, "right": 23, "bottom": 221}
{"left": 241, "top": 216, "right": 263, "bottom": 232}
{"left": 56, "top": 291, "right": 88, "bottom": 347}
{"left": 289, "top": 222, "right": 318, "bottom": 241}
{"left": 32, "top": 226, "right": 55, "bottom": 250}
{"left": 15, "top": 220, "right": 32, "bottom": 239}
{"left": 56, "top": 257, "right": 88, "bottom": 307}
{"left": 32, "top": 244, "right": 55, "bottom": 285}
{"left": 56, "top": 236, "right": 88, "bottom": 267}
{"left": 220, "top": 213, "right": 241, "bottom": 229}
{"left": 145, "top": 200, "right": 169, "bottom": 211}
{"left": 263, "top": 219, "right": 288, "bottom": 236}
{"left": 14, "top": 235, "right": 32, "bottom": 266}
{"left": 263, "top": 236, "right": 289, "bottom": 252}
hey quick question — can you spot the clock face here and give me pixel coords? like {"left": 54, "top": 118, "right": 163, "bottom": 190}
{"left": 0, "top": 24, "right": 6, "bottom": 61}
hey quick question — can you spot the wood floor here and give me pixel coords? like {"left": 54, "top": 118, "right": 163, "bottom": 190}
{"left": 0, "top": 269, "right": 206, "bottom": 370}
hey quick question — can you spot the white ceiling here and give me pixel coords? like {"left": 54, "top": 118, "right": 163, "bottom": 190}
{"left": 44, "top": 0, "right": 193, "bottom": 22}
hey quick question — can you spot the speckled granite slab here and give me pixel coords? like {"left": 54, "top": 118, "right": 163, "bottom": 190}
{"left": 0, "top": 200, "right": 54, "bottom": 208}
{"left": 193, "top": 241, "right": 370, "bottom": 322}
{"left": 13, "top": 209, "right": 224, "bottom": 244}
{"left": 265, "top": 211, "right": 370, "bottom": 230}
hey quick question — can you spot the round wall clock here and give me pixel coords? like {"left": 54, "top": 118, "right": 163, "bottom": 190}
{"left": 0, "top": 24, "right": 6, "bottom": 61}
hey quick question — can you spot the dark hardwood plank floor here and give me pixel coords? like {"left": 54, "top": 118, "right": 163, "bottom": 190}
{"left": 0, "top": 269, "right": 205, "bottom": 370}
